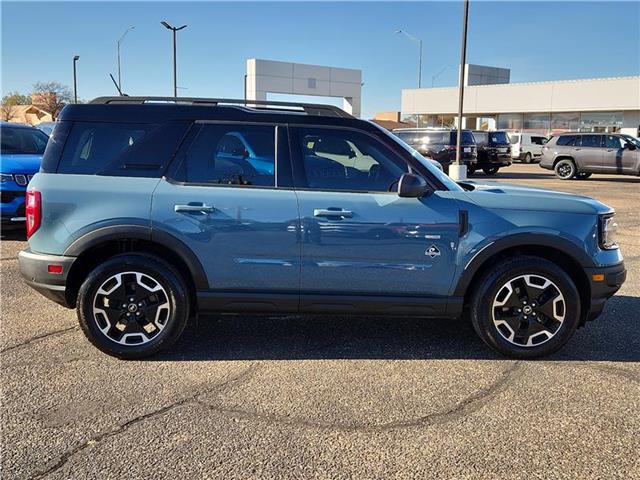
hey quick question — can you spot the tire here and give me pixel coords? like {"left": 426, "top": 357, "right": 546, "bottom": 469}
{"left": 554, "top": 159, "right": 576, "bottom": 180}
{"left": 469, "top": 256, "right": 581, "bottom": 359}
{"left": 77, "top": 254, "right": 190, "bottom": 359}
{"left": 483, "top": 166, "right": 499, "bottom": 175}
{"left": 467, "top": 166, "right": 476, "bottom": 175}
{"left": 523, "top": 152, "right": 532, "bottom": 164}
{"left": 576, "top": 172, "right": 592, "bottom": 180}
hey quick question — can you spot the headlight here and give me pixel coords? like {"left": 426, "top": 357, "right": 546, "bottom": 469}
{"left": 0, "top": 173, "right": 13, "bottom": 183}
{"left": 599, "top": 214, "right": 618, "bottom": 250}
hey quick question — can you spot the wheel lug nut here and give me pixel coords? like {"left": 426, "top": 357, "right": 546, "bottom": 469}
{"left": 138, "top": 303, "right": 143, "bottom": 307}
{"left": 136, "top": 312, "right": 141, "bottom": 316}
{"left": 517, "top": 308, "right": 522, "bottom": 313}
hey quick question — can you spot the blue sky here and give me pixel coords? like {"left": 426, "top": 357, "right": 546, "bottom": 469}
{"left": 2, "top": 1, "right": 639, "bottom": 118}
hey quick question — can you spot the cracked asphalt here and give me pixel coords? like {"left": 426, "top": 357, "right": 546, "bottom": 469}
{"left": 1, "top": 164, "right": 638, "bottom": 479}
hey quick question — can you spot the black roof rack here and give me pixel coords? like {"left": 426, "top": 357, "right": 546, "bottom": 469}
{"left": 89, "top": 96, "right": 353, "bottom": 119}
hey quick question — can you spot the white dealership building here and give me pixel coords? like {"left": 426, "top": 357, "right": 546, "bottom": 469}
{"left": 401, "top": 65, "right": 640, "bottom": 137}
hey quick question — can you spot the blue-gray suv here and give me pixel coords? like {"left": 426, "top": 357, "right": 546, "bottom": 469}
{"left": 19, "top": 97, "right": 627, "bottom": 359}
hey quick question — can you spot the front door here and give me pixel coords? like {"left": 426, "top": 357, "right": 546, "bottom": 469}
{"left": 289, "top": 126, "right": 460, "bottom": 312}
{"left": 602, "top": 134, "right": 637, "bottom": 174}
{"left": 151, "top": 122, "right": 300, "bottom": 310}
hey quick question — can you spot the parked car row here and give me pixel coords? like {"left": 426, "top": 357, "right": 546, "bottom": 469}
{"left": 393, "top": 128, "right": 513, "bottom": 176}
{"left": 0, "top": 122, "right": 48, "bottom": 227}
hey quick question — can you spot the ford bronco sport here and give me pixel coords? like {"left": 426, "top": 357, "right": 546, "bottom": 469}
{"left": 19, "top": 97, "right": 626, "bottom": 359}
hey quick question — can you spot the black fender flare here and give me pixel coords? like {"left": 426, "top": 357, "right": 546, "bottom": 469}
{"left": 64, "top": 224, "right": 209, "bottom": 290}
{"left": 453, "top": 233, "right": 594, "bottom": 297}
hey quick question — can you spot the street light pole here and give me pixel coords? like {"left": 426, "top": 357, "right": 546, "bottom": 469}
{"left": 395, "top": 29, "right": 423, "bottom": 88}
{"left": 161, "top": 21, "right": 187, "bottom": 98}
{"left": 73, "top": 55, "right": 80, "bottom": 104}
{"left": 117, "top": 26, "right": 135, "bottom": 93}
{"left": 451, "top": 0, "right": 470, "bottom": 181}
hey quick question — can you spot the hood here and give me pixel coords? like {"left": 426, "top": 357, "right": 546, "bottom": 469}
{"left": 461, "top": 181, "right": 613, "bottom": 215}
{"left": 0, "top": 153, "right": 43, "bottom": 174}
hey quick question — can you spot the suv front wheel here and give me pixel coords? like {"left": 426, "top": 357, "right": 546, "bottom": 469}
{"left": 77, "top": 254, "right": 190, "bottom": 359}
{"left": 470, "top": 256, "right": 581, "bottom": 358}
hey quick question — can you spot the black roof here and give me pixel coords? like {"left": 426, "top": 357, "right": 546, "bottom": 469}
{"left": 58, "top": 96, "right": 372, "bottom": 130}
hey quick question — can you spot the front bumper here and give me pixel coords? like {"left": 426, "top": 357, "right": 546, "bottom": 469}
{"left": 19, "top": 248, "right": 77, "bottom": 308}
{"left": 585, "top": 262, "right": 627, "bottom": 321}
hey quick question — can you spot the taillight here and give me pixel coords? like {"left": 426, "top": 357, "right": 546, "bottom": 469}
{"left": 25, "top": 191, "right": 41, "bottom": 238}
{"left": 445, "top": 145, "right": 456, "bottom": 150}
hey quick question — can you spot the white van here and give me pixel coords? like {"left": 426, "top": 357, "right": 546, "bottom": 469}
{"left": 509, "top": 133, "right": 548, "bottom": 163}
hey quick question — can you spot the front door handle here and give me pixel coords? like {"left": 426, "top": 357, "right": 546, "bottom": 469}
{"left": 314, "top": 208, "right": 353, "bottom": 218}
{"left": 174, "top": 203, "right": 214, "bottom": 213}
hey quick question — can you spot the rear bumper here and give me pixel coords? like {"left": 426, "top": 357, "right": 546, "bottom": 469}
{"left": 19, "top": 248, "right": 76, "bottom": 308}
{"left": 585, "top": 262, "right": 627, "bottom": 321}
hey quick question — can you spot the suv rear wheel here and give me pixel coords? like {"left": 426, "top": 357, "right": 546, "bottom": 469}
{"left": 469, "top": 256, "right": 581, "bottom": 359}
{"left": 523, "top": 152, "right": 532, "bottom": 164}
{"left": 554, "top": 159, "right": 576, "bottom": 180}
{"left": 483, "top": 166, "right": 499, "bottom": 175}
{"left": 77, "top": 254, "right": 190, "bottom": 359}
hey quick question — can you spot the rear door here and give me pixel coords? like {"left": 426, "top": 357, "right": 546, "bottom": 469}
{"left": 151, "top": 122, "right": 300, "bottom": 311}
{"left": 289, "top": 125, "right": 460, "bottom": 313}
{"left": 573, "top": 134, "right": 604, "bottom": 172}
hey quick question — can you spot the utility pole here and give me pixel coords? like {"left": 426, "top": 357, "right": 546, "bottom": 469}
{"left": 451, "top": 0, "right": 470, "bottom": 181}
{"left": 161, "top": 21, "right": 187, "bottom": 97}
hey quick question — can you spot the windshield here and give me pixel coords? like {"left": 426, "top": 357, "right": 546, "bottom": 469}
{"left": 1, "top": 126, "right": 49, "bottom": 154}
{"left": 489, "top": 131, "right": 510, "bottom": 145}
{"left": 374, "top": 123, "right": 463, "bottom": 192}
{"left": 509, "top": 134, "right": 520, "bottom": 144}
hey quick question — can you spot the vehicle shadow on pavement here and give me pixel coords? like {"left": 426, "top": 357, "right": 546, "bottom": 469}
{"left": 155, "top": 295, "right": 640, "bottom": 362}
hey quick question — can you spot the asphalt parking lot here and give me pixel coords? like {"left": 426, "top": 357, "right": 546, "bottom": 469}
{"left": 1, "top": 164, "right": 638, "bottom": 479}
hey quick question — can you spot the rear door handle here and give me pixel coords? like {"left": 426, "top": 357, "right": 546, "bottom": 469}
{"left": 314, "top": 208, "right": 353, "bottom": 218}
{"left": 174, "top": 203, "right": 214, "bottom": 213}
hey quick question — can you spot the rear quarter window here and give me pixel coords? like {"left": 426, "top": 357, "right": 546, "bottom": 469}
{"left": 56, "top": 121, "right": 190, "bottom": 176}
{"left": 555, "top": 135, "right": 578, "bottom": 146}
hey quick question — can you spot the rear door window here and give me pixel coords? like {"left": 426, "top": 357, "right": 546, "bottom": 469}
{"left": 581, "top": 135, "right": 602, "bottom": 148}
{"left": 174, "top": 124, "right": 276, "bottom": 187}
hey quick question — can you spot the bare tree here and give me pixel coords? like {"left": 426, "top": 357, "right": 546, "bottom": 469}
{"left": 0, "top": 102, "right": 19, "bottom": 121}
{"left": 31, "top": 82, "right": 72, "bottom": 120}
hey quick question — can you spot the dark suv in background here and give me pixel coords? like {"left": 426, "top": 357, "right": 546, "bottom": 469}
{"left": 393, "top": 128, "right": 477, "bottom": 174}
{"left": 540, "top": 132, "right": 640, "bottom": 180}
{"left": 471, "top": 130, "right": 512, "bottom": 175}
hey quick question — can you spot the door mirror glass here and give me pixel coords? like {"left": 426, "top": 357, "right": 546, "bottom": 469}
{"left": 626, "top": 143, "right": 637, "bottom": 150}
{"left": 398, "top": 173, "right": 431, "bottom": 198}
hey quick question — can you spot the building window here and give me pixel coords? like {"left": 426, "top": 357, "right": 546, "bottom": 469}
{"left": 551, "top": 113, "right": 580, "bottom": 134}
{"left": 579, "top": 112, "right": 623, "bottom": 133}
{"left": 523, "top": 113, "right": 550, "bottom": 134}
{"left": 497, "top": 113, "right": 523, "bottom": 131}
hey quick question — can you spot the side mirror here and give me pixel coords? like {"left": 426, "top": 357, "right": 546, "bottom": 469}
{"left": 626, "top": 143, "right": 636, "bottom": 150}
{"left": 398, "top": 173, "right": 431, "bottom": 198}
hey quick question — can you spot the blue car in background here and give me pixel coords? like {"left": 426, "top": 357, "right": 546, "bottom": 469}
{"left": 1, "top": 122, "right": 48, "bottom": 227}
